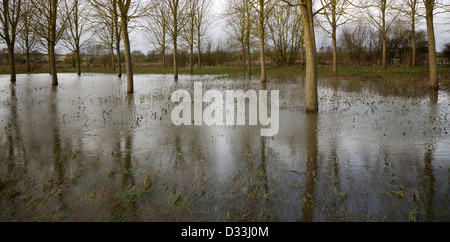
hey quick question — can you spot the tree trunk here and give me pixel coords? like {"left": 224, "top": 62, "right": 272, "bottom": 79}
{"left": 301, "top": 0, "right": 318, "bottom": 113}
{"left": 8, "top": 46, "right": 16, "bottom": 82}
{"left": 121, "top": 17, "right": 133, "bottom": 93}
{"left": 174, "top": 36, "right": 178, "bottom": 80}
{"left": 114, "top": 1, "right": 122, "bottom": 78}
{"left": 48, "top": 47, "right": 52, "bottom": 75}
{"left": 300, "top": 28, "right": 305, "bottom": 70}
{"left": 331, "top": 2, "right": 338, "bottom": 76}
{"left": 190, "top": 45, "right": 193, "bottom": 74}
{"left": 163, "top": 46, "right": 166, "bottom": 69}
{"left": 382, "top": 34, "right": 387, "bottom": 70}
{"left": 247, "top": 44, "right": 252, "bottom": 76}
{"left": 197, "top": 43, "right": 202, "bottom": 69}
{"left": 111, "top": 45, "right": 116, "bottom": 71}
{"left": 116, "top": 41, "right": 122, "bottom": 77}
{"left": 381, "top": 35, "right": 387, "bottom": 70}
{"left": 381, "top": 4, "right": 387, "bottom": 70}
{"left": 26, "top": 50, "right": 31, "bottom": 73}
{"left": 246, "top": 7, "right": 252, "bottom": 76}
{"left": 189, "top": 23, "right": 194, "bottom": 74}
{"left": 242, "top": 42, "right": 246, "bottom": 70}
{"left": 332, "top": 27, "right": 338, "bottom": 76}
{"left": 259, "top": 0, "right": 266, "bottom": 82}
{"left": 49, "top": 41, "right": 58, "bottom": 86}
{"left": 425, "top": 3, "right": 438, "bottom": 89}
{"left": 411, "top": 19, "right": 416, "bottom": 67}
{"left": 76, "top": 48, "right": 81, "bottom": 76}
{"left": 8, "top": 48, "right": 16, "bottom": 82}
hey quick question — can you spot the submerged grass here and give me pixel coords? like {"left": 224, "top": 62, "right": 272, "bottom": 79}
{"left": 1, "top": 67, "right": 449, "bottom": 222}
{"left": 4, "top": 64, "right": 450, "bottom": 79}
{"left": 37, "top": 210, "right": 68, "bottom": 222}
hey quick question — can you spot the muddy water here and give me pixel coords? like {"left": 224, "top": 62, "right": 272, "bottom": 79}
{"left": 0, "top": 73, "right": 449, "bottom": 222}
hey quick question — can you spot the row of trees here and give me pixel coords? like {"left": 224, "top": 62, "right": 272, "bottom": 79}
{"left": 221, "top": 0, "right": 446, "bottom": 111}
{"left": 0, "top": 0, "right": 214, "bottom": 93}
{"left": 0, "top": 0, "right": 135, "bottom": 91}
{"left": 0, "top": 0, "right": 448, "bottom": 112}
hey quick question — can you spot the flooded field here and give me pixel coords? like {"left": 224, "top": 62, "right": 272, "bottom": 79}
{"left": 0, "top": 73, "right": 449, "bottom": 222}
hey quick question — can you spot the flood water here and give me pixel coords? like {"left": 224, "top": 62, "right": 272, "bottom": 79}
{"left": 0, "top": 73, "right": 449, "bottom": 222}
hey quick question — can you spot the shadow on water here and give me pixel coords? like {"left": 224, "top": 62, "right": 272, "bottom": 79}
{"left": 420, "top": 91, "right": 438, "bottom": 221}
{"left": 7, "top": 83, "right": 18, "bottom": 175}
{"left": 50, "top": 85, "right": 68, "bottom": 214}
{"left": 104, "top": 94, "right": 143, "bottom": 222}
{"left": 301, "top": 113, "right": 318, "bottom": 222}
{"left": 429, "top": 89, "right": 438, "bottom": 104}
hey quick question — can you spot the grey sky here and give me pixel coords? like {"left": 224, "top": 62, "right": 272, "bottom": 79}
{"left": 1, "top": 0, "right": 447, "bottom": 54}
{"left": 131, "top": 0, "right": 450, "bottom": 53}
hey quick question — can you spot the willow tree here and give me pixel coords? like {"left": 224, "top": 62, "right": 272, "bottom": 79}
{"left": 283, "top": 0, "right": 319, "bottom": 112}
{"left": 0, "top": 0, "right": 22, "bottom": 83}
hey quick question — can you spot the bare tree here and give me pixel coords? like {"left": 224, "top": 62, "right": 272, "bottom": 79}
{"left": 0, "top": 0, "right": 22, "bottom": 82}
{"left": 362, "top": 0, "right": 401, "bottom": 70}
{"left": 182, "top": 0, "right": 198, "bottom": 74}
{"left": 31, "top": 0, "right": 71, "bottom": 86}
{"left": 146, "top": 1, "right": 170, "bottom": 68}
{"left": 253, "top": 0, "right": 278, "bottom": 82}
{"left": 301, "top": 0, "right": 318, "bottom": 112}
{"left": 282, "top": 0, "right": 320, "bottom": 112}
{"left": 398, "top": 0, "right": 421, "bottom": 67}
{"left": 340, "top": 22, "right": 367, "bottom": 66}
{"left": 224, "top": 0, "right": 248, "bottom": 70}
{"left": 117, "top": 0, "right": 134, "bottom": 93}
{"left": 340, "top": 21, "right": 382, "bottom": 66}
{"left": 194, "top": 0, "right": 211, "bottom": 70}
{"left": 317, "top": 0, "right": 352, "bottom": 75}
{"left": 119, "top": 0, "right": 151, "bottom": 93}
{"left": 423, "top": 0, "right": 439, "bottom": 89}
{"left": 90, "top": 0, "right": 123, "bottom": 77}
{"left": 63, "top": 0, "right": 92, "bottom": 76}
{"left": 112, "top": 0, "right": 122, "bottom": 77}
{"left": 164, "top": 0, "right": 189, "bottom": 80}
{"left": 245, "top": 0, "right": 253, "bottom": 75}
{"left": 95, "top": 15, "right": 116, "bottom": 70}
{"left": 266, "top": 3, "right": 303, "bottom": 67}
{"left": 18, "top": 1, "right": 37, "bottom": 73}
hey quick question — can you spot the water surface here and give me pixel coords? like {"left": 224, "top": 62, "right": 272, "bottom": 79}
{"left": 0, "top": 73, "right": 449, "bottom": 221}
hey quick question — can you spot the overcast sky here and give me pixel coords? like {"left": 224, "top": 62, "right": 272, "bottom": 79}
{"left": 1, "top": 1, "right": 448, "bottom": 54}
{"left": 131, "top": 0, "right": 450, "bottom": 53}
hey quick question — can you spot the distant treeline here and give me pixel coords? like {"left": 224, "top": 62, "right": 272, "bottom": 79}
{"left": 1, "top": 26, "right": 448, "bottom": 72}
